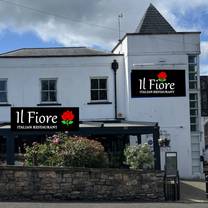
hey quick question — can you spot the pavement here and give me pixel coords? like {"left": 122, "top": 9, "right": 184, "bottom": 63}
{"left": 0, "top": 180, "right": 207, "bottom": 208}
{"left": 180, "top": 180, "right": 208, "bottom": 203}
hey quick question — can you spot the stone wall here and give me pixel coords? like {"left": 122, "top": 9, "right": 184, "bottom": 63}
{"left": 0, "top": 166, "right": 164, "bottom": 201}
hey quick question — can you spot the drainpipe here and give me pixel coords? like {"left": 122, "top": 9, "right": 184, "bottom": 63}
{"left": 111, "top": 60, "right": 119, "bottom": 120}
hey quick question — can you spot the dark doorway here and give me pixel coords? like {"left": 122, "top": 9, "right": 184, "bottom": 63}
{"left": 92, "top": 135, "right": 129, "bottom": 168}
{"left": 0, "top": 120, "right": 161, "bottom": 170}
{"left": 0, "top": 136, "right": 6, "bottom": 165}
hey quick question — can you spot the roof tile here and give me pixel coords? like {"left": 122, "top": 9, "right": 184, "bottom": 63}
{"left": 0, "top": 47, "right": 113, "bottom": 57}
{"left": 135, "top": 3, "right": 176, "bottom": 34}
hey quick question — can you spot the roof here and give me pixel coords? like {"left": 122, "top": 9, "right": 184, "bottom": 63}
{"left": 0, "top": 47, "right": 122, "bottom": 58}
{"left": 112, "top": 4, "right": 200, "bottom": 52}
{"left": 0, "top": 120, "right": 158, "bottom": 129}
{"left": 112, "top": 31, "right": 200, "bottom": 52}
{"left": 0, "top": 120, "right": 158, "bottom": 135}
{"left": 135, "top": 3, "right": 176, "bottom": 34}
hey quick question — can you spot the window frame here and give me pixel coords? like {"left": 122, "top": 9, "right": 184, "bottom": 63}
{"left": 90, "top": 77, "right": 108, "bottom": 102}
{"left": 40, "top": 78, "right": 58, "bottom": 103}
{"left": 188, "top": 54, "right": 200, "bottom": 132}
{"left": 189, "top": 93, "right": 198, "bottom": 101}
{"left": 0, "top": 79, "right": 8, "bottom": 103}
{"left": 188, "top": 55, "right": 197, "bottom": 65}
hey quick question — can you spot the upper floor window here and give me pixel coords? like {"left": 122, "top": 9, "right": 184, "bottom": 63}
{"left": 188, "top": 55, "right": 198, "bottom": 91}
{"left": 90, "top": 78, "right": 108, "bottom": 101}
{"left": 41, "top": 79, "right": 57, "bottom": 102}
{"left": 0, "top": 79, "right": 7, "bottom": 103}
{"left": 188, "top": 56, "right": 197, "bottom": 65}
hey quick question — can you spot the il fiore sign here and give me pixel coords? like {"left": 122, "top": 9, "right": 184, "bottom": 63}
{"left": 11, "top": 107, "right": 79, "bottom": 131}
{"left": 131, "top": 70, "right": 186, "bottom": 97}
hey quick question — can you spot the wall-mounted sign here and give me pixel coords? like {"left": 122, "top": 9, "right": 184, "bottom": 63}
{"left": 165, "top": 152, "right": 177, "bottom": 170}
{"left": 131, "top": 70, "right": 186, "bottom": 97}
{"left": 165, "top": 152, "right": 178, "bottom": 176}
{"left": 11, "top": 107, "right": 79, "bottom": 131}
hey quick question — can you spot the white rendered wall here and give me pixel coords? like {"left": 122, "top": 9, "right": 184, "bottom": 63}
{"left": 0, "top": 56, "right": 125, "bottom": 122}
{"left": 0, "top": 32, "right": 202, "bottom": 178}
{"left": 114, "top": 33, "right": 201, "bottom": 178}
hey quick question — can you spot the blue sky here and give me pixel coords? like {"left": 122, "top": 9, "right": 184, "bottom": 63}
{"left": 0, "top": 30, "right": 61, "bottom": 53}
{"left": 168, "top": 5, "right": 208, "bottom": 74}
{"left": 0, "top": 0, "right": 207, "bottom": 73}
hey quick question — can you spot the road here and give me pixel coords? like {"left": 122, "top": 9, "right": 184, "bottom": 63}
{"left": 0, "top": 202, "right": 207, "bottom": 208}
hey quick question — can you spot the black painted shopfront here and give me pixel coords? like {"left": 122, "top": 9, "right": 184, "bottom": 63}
{"left": 0, "top": 120, "right": 161, "bottom": 170}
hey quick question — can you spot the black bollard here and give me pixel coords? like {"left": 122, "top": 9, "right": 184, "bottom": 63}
{"left": 206, "top": 174, "right": 208, "bottom": 198}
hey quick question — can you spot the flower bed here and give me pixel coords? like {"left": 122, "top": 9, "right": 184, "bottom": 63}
{"left": 24, "top": 134, "right": 108, "bottom": 168}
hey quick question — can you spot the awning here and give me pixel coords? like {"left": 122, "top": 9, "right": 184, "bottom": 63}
{"left": 0, "top": 120, "right": 160, "bottom": 169}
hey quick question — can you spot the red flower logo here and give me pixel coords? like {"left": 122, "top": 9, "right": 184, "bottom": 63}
{"left": 157, "top": 72, "right": 167, "bottom": 82}
{"left": 61, "top": 111, "right": 74, "bottom": 126}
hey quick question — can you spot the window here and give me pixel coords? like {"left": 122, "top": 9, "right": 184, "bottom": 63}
{"left": 188, "top": 55, "right": 199, "bottom": 132}
{"left": 189, "top": 93, "right": 198, "bottom": 101}
{"left": 188, "top": 55, "right": 198, "bottom": 90}
{"left": 190, "top": 100, "right": 198, "bottom": 109}
{"left": 189, "top": 73, "right": 197, "bottom": 81}
{"left": 41, "top": 79, "right": 57, "bottom": 102}
{"left": 189, "top": 65, "right": 197, "bottom": 73}
{"left": 190, "top": 117, "right": 197, "bottom": 124}
{"left": 189, "top": 81, "right": 197, "bottom": 90}
{"left": 190, "top": 109, "right": 198, "bottom": 116}
{"left": 191, "top": 124, "right": 197, "bottom": 132}
{"left": 90, "top": 78, "right": 108, "bottom": 101}
{"left": 188, "top": 56, "right": 197, "bottom": 64}
{"left": 0, "top": 79, "right": 7, "bottom": 103}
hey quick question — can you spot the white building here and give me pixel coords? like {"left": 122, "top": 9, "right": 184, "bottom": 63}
{"left": 0, "top": 4, "right": 202, "bottom": 178}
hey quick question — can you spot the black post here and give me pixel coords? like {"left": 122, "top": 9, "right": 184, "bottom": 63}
{"left": 111, "top": 60, "right": 119, "bottom": 120}
{"left": 114, "top": 70, "right": 117, "bottom": 119}
{"left": 206, "top": 174, "right": 208, "bottom": 198}
{"left": 6, "top": 132, "right": 15, "bottom": 165}
{"left": 137, "top": 134, "right": 141, "bottom": 144}
{"left": 153, "top": 124, "right": 161, "bottom": 170}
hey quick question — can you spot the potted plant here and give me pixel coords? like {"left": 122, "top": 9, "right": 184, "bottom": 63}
{"left": 124, "top": 144, "right": 154, "bottom": 170}
{"left": 158, "top": 138, "right": 170, "bottom": 147}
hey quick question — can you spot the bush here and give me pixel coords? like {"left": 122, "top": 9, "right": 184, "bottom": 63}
{"left": 124, "top": 144, "right": 154, "bottom": 170}
{"left": 24, "top": 134, "right": 108, "bottom": 168}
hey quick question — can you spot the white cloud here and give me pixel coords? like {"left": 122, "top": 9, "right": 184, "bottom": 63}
{"left": 201, "top": 41, "right": 208, "bottom": 62}
{"left": 0, "top": 0, "right": 152, "bottom": 49}
{"left": 200, "top": 64, "right": 208, "bottom": 75}
{"left": 0, "top": 0, "right": 207, "bottom": 51}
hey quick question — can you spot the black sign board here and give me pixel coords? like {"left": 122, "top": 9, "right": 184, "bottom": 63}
{"left": 131, "top": 70, "right": 186, "bottom": 97}
{"left": 165, "top": 152, "right": 178, "bottom": 176}
{"left": 11, "top": 107, "right": 79, "bottom": 131}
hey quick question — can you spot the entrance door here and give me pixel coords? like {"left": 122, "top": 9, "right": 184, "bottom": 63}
{"left": 0, "top": 136, "right": 6, "bottom": 165}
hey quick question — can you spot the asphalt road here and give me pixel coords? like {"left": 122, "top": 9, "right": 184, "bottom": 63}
{"left": 0, "top": 203, "right": 208, "bottom": 208}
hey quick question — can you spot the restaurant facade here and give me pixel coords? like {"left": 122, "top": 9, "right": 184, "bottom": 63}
{"left": 0, "top": 4, "right": 202, "bottom": 178}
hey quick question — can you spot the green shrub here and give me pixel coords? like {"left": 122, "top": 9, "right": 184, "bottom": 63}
{"left": 60, "top": 136, "right": 108, "bottom": 168}
{"left": 24, "top": 134, "right": 108, "bottom": 168}
{"left": 124, "top": 144, "right": 154, "bottom": 170}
